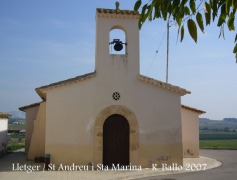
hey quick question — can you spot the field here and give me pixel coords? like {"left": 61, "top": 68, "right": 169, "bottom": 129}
{"left": 200, "top": 130, "right": 237, "bottom": 149}
{"left": 8, "top": 124, "right": 25, "bottom": 130}
{"left": 200, "top": 139, "right": 237, "bottom": 149}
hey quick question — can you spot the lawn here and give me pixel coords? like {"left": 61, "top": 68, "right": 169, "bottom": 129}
{"left": 200, "top": 139, "right": 237, "bottom": 149}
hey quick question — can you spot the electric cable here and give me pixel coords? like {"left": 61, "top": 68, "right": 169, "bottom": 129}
{"left": 146, "top": 30, "right": 166, "bottom": 75}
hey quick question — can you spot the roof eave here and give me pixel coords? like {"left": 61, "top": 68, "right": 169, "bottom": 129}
{"left": 35, "top": 71, "right": 96, "bottom": 100}
{"left": 181, "top": 105, "right": 206, "bottom": 114}
{"left": 35, "top": 88, "right": 46, "bottom": 101}
{"left": 138, "top": 75, "right": 191, "bottom": 96}
{"left": 19, "top": 102, "right": 42, "bottom": 112}
{"left": 0, "top": 112, "right": 11, "bottom": 118}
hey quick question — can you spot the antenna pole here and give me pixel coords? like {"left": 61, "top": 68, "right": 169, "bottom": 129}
{"left": 166, "top": 20, "right": 170, "bottom": 83}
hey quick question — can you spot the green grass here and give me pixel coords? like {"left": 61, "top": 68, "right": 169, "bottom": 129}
{"left": 7, "top": 144, "right": 25, "bottom": 152}
{"left": 8, "top": 124, "right": 25, "bottom": 130}
{"left": 200, "top": 139, "right": 237, "bottom": 149}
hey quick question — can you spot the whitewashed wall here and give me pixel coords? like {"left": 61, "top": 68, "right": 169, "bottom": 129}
{"left": 0, "top": 118, "right": 8, "bottom": 156}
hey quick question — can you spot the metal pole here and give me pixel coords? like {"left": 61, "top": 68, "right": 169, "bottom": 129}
{"left": 166, "top": 20, "right": 170, "bottom": 83}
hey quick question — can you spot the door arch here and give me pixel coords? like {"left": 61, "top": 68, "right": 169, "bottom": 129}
{"left": 94, "top": 105, "right": 139, "bottom": 165}
{"left": 103, "top": 114, "right": 129, "bottom": 166}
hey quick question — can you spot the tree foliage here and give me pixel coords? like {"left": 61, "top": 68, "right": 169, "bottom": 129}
{"left": 134, "top": 0, "right": 237, "bottom": 59}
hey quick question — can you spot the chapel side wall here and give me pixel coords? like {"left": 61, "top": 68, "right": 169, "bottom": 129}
{"left": 25, "top": 106, "right": 39, "bottom": 154}
{"left": 28, "top": 102, "right": 46, "bottom": 159}
{"left": 0, "top": 118, "right": 8, "bottom": 157}
{"left": 181, "top": 108, "right": 199, "bottom": 158}
{"left": 134, "top": 81, "right": 183, "bottom": 167}
{"left": 45, "top": 79, "right": 97, "bottom": 165}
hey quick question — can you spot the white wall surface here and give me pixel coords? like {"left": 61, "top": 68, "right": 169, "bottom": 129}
{"left": 181, "top": 108, "right": 200, "bottom": 157}
{"left": 0, "top": 118, "right": 8, "bottom": 156}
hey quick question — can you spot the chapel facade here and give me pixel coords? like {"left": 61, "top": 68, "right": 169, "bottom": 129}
{"left": 19, "top": 5, "right": 205, "bottom": 168}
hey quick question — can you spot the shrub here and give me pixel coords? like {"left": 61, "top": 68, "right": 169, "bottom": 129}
{"left": 7, "top": 144, "right": 25, "bottom": 153}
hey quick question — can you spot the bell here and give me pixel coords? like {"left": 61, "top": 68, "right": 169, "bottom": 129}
{"left": 109, "top": 39, "right": 126, "bottom": 52}
{"left": 114, "top": 42, "right": 123, "bottom": 51}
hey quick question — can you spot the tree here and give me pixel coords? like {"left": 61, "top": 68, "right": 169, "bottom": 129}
{"left": 134, "top": 0, "right": 237, "bottom": 60}
{"left": 223, "top": 127, "right": 230, "bottom": 132}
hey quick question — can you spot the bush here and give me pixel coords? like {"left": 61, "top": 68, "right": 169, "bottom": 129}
{"left": 10, "top": 133, "right": 18, "bottom": 138}
{"left": 7, "top": 144, "right": 25, "bottom": 152}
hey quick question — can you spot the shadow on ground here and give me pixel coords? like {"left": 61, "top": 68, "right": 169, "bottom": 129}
{"left": 0, "top": 150, "right": 44, "bottom": 172}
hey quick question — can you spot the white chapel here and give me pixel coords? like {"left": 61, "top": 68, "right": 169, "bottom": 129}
{"left": 20, "top": 4, "right": 205, "bottom": 168}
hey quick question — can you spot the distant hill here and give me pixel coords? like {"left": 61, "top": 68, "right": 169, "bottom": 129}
{"left": 7, "top": 111, "right": 25, "bottom": 120}
{"left": 223, "top": 118, "right": 237, "bottom": 123}
{"left": 199, "top": 118, "right": 237, "bottom": 131}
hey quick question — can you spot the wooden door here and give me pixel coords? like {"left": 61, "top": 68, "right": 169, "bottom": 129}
{"left": 103, "top": 114, "right": 129, "bottom": 167}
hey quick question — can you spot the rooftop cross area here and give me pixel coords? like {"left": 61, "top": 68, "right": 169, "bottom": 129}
{"left": 96, "top": 1, "right": 139, "bottom": 17}
{"left": 96, "top": 8, "right": 139, "bottom": 16}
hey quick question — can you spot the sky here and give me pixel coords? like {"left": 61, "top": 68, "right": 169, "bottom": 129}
{"left": 0, "top": 0, "right": 236, "bottom": 120}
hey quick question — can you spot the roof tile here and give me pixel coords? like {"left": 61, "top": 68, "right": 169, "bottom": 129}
{"left": 96, "top": 8, "right": 139, "bottom": 18}
{"left": 19, "top": 102, "right": 42, "bottom": 112}
{"left": 0, "top": 112, "right": 11, "bottom": 118}
{"left": 35, "top": 71, "right": 96, "bottom": 100}
{"left": 181, "top": 105, "right": 206, "bottom": 114}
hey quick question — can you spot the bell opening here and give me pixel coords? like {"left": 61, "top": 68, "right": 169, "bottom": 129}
{"left": 109, "top": 29, "right": 126, "bottom": 55}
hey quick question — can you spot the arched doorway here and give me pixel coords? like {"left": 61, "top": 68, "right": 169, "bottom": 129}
{"left": 94, "top": 105, "right": 139, "bottom": 165}
{"left": 103, "top": 114, "right": 129, "bottom": 167}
